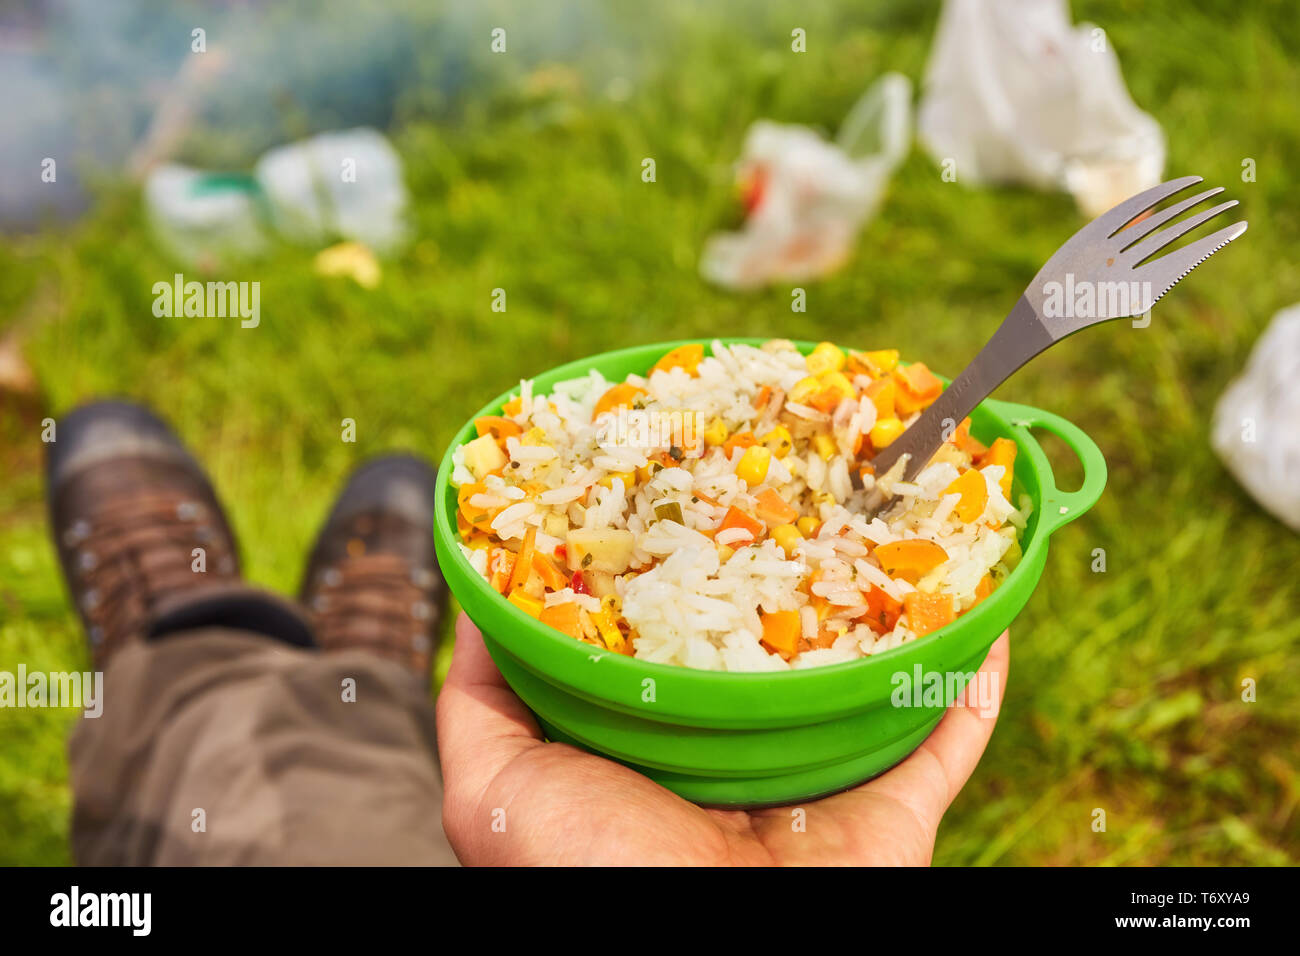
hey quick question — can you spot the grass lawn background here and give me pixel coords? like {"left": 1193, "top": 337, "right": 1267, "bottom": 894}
{"left": 1, "top": 0, "right": 1297, "bottom": 865}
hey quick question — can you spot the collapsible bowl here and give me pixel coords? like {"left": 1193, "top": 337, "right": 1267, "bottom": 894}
{"left": 434, "top": 339, "right": 1106, "bottom": 806}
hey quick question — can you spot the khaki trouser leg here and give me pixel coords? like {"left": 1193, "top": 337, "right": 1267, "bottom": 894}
{"left": 68, "top": 629, "right": 458, "bottom": 865}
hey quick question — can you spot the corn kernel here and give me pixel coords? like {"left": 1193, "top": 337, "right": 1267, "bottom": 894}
{"left": 870, "top": 417, "right": 905, "bottom": 448}
{"left": 508, "top": 589, "right": 544, "bottom": 618}
{"left": 598, "top": 470, "right": 635, "bottom": 491}
{"left": 806, "top": 341, "right": 845, "bottom": 376}
{"left": 789, "top": 375, "right": 821, "bottom": 404}
{"left": 702, "top": 417, "right": 729, "bottom": 447}
{"left": 811, "top": 434, "right": 836, "bottom": 461}
{"left": 760, "top": 424, "right": 794, "bottom": 458}
{"left": 864, "top": 349, "right": 899, "bottom": 374}
{"left": 817, "top": 370, "right": 856, "bottom": 401}
{"left": 796, "top": 516, "right": 820, "bottom": 537}
{"left": 735, "top": 445, "right": 772, "bottom": 485}
{"left": 716, "top": 543, "right": 735, "bottom": 563}
{"left": 771, "top": 523, "right": 803, "bottom": 557}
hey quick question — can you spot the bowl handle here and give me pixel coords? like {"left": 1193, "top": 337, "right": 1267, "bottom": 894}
{"left": 983, "top": 400, "right": 1108, "bottom": 535}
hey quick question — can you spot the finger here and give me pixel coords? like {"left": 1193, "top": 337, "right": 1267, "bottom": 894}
{"left": 435, "top": 613, "right": 544, "bottom": 801}
{"left": 849, "top": 630, "right": 1011, "bottom": 834}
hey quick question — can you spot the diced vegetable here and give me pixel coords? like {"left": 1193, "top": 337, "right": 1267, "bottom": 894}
{"left": 943, "top": 468, "right": 988, "bottom": 523}
{"left": 864, "top": 377, "right": 896, "bottom": 419}
{"left": 760, "top": 424, "right": 794, "bottom": 458}
{"left": 812, "top": 433, "right": 836, "bottom": 461}
{"left": 565, "top": 528, "right": 636, "bottom": 573}
{"left": 474, "top": 416, "right": 523, "bottom": 443}
{"left": 508, "top": 527, "right": 538, "bottom": 592}
{"left": 591, "top": 383, "right": 647, "bottom": 421}
{"left": 809, "top": 371, "right": 856, "bottom": 412}
{"left": 863, "top": 585, "right": 903, "bottom": 633}
{"left": 893, "top": 362, "right": 943, "bottom": 414}
{"left": 718, "top": 506, "right": 764, "bottom": 543}
{"left": 753, "top": 385, "right": 773, "bottom": 410}
{"left": 875, "top": 539, "right": 948, "bottom": 582}
{"left": 788, "top": 376, "right": 821, "bottom": 404}
{"left": 869, "top": 417, "right": 905, "bottom": 448}
{"left": 723, "top": 431, "right": 757, "bottom": 457}
{"left": 532, "top": 552, "right": 569, "bottom": 591}
{"left": 650, "top": 343, "right": 704, "bottom": 377}
{"left": 971, "top": 573, "right": 995, "bottom": 609}
{"left": 457, "top": 482, "right": 498, "bottom": 533}
{"left": 508, "top": 588, "right": 544, "bottom": 619}
{"left": 590, "top": 603, "right": 625, "bottom": 651}
{"left": 462, "top": 434, "right": 508, "bottom": 479}
{"left": 502, "top": 396, "right": 524, "bottom": 417}
{"left": 736, "top": 445, "right": 772, "bottom": 485}
{"left": 702, "top": 418, "right": 728, "bottom": 446}
{"left": 754, "top": 488, "right": 799, "bottom": 526}
{"left": 771, "top": 523, "right": 803, "bottom": 558}
{"left": 979, "top": 437, "right": 1017, "bottom": 499}
{"left": 539, "top": 602, "right": 583, "bottom": 638}
{"left": 654, "top": 500, "right": 685, "bottom": 525}
{"left": 487, "top": 548, "right": 516, "bottom": 593}
{"left": 806, "top": 341, "right": 846, "bottom": 376}
{"left": 796, "top": 516, "right": 820, "bottom": 537}
{"left": 903, "top": 591, "right": 955, "bottom": 637}
{"left": 760, "top": 610, "right": 801, "bottom": 660}
{"left": 597, "top": 470, "right": 634, "bottom": 491}
{"left": 949, "top": 417, "right": 988, "bottom": 458}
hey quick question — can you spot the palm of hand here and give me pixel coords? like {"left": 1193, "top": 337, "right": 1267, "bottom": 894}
{"left": 437, "top": 615, "right": 1008, "bottom": 866}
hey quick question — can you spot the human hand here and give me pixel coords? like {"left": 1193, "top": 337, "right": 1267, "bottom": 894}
{"left": 436, "top": 613, "right": 1009, "bottom": 865}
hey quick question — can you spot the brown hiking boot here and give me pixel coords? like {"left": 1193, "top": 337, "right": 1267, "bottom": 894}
{"left": 46, "top": 400, "right": 242, "bottom": 669}
{"left": 299, "top": 455, "right": 447, "bottom": 682}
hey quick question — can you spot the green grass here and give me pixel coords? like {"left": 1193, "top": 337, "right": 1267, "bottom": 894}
{"left": 2, "top": 0, "right": 1298, "bottom": 865}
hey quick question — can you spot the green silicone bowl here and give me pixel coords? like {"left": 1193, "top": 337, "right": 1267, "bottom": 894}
{"left": 434, "top": 339, "right": 1107, "bottom": 807}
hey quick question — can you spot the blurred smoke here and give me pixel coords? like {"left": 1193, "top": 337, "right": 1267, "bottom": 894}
{"left": 1, "top": 0, "right": 624, "bottom": 231}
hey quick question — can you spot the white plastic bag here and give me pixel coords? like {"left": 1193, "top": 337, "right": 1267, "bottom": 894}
{"left": 917, "top": 0, "right": 1164, "bottom": 217}
{"left": 255, "top": 128, "right": 409, "bottom": 255}
{"left": 1211, "top": 305, "right": 1300, "bottom": 532}
{"left": 701, "top": 73, "right": 911, "bottom": 290}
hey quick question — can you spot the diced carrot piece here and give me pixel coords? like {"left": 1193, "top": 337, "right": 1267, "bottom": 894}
{"left": 903, "top": 591, "right": 955, "bottom": 637}
{"left": 862, "top": 586, "right": 903, "bottom": 633}
{"left": 723, "top": 431, "right": 757, "bottom": 457}
{"left": 508, "top": 527, "right": 537, "bottom": 593}
{"left": 592, "top": 383, "right": 647, "bottom": 421}
{"left": 718, "top": 505, "right": 765, "bottom": 543}
{"left": 875, "top": 539, "right": 949, "bottom": 583}
{"left": 487, "top": 548, "right": 516, "bottom": 593}
{"left": 893, "top": 362, "right": 943, "bottom": 414}
{"left": 650, "top": 343, "right": 704, "bottom": 377}
{"left": 864, "top": 377, "right": 896, "bottom": 419}
{"left": 539, "top": 602, "right": 583, "bottom": 639}
{"left": 457, "top": 482, "right": 498, "bottom": 533}
{"left": 754, "top": 488, "right": 799, "bottom": 526}
{"left": 532, "top": 552, "right": 569, "bottom": 591}
{"left": 760, "top": 610, "right": 801, "bottom": 660}
{"left": 753, "top": 385, "right": 773, "bottom": 410}
{"left": 978, "top": 437, "right": 1017, "bottom": 499}
{"left": 970, "top": 573, "right": 995, "bottom": 609}
{"left": 949, "top": 417, "right": 988, "bottom": 458}
{"left": 475, "top": 416, "right": 523, "bottom": 443}
{"left": 502, "top": 396, "right": 524, "bottom": 417}
{"left": 943, "top": 468, "right": 989, "bottom": 523}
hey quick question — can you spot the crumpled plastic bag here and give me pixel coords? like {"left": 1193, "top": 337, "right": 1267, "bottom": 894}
{"left": 1211, "top": 305, "right": 1300, "bottom": 532}
{"left": 701, "top": 73, "right": 911, "bottom": 290}
{"left": 917, "top": 0, "right": 1165, "bottom": 217}
{"left": 145, "top": 128, "right": 408, "bottom": 269}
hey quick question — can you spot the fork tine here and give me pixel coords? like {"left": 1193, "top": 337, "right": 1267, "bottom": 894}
{"left": 1116, "top": 186, "right": 1225, "bottom": 247}
{"left": 1135, "top": 220, "right": 1248, "bottom": 306}
{"left": 1123, "top": 200, "right": 1239, "bottom": 266}
{"left": 1095, "top": 175, "right": 1203, "bottom": 237}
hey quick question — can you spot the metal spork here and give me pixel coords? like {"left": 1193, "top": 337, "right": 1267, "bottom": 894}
{"left": 870, "top": 175, "right": 1247, "bottom": 486}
